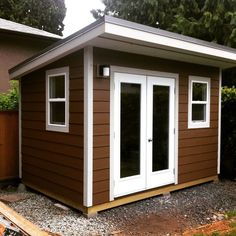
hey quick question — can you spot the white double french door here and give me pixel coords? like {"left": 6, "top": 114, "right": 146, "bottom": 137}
{"left": 113, "top": 72, "right": 175, "bottom": 197}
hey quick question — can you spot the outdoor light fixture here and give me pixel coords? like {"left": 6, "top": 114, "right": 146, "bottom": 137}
{"left": 97, "top": 64, "right": 110, "bottom": 78}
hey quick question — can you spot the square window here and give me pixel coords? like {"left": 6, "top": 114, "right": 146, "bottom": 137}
{"left": 192, "top": 104, "right": 206, "bottom": 121}
{"left": 46, "top": 67, "right": 69, "bottom": 132}
{"left": 50, "top": 102, "right": 65, "bottom": 125}
{"left": 188, "top": 76, "right": 210, "bottom": 129}
{"left": 192, "top": 82, "right": 207, "bottom": 101}
{"left": 49, "top": 75, "right": 65, "bottom": 98}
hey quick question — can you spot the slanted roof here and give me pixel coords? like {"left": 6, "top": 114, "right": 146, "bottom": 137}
{"left": 0, "top": 18, "right": 61, "bottom": 40}
{"left": 9, "top": 16, "right": 236, "bottom": 79}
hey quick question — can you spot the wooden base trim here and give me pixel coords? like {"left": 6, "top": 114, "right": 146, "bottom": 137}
{"left": 0, "top": 201, "right": 48, "bottom": 236}
{"left": 86, "top": 176, "right": 218, "bottom": 216}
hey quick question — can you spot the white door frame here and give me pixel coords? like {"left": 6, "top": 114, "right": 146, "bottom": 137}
{"left": 110, "top": 66, "right": 179, "bottom": 201}
{"left": 146, "top": 76, "right": 175, "bottom": 189}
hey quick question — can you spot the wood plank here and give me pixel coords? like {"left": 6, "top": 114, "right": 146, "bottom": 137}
{"left": 179, "top": 160, "right": 217, "bottom": 174}
{"left": 23, "top": 129, "right": 83, "bottom": 147}
{"left": 93, "top": 180, "right": 109, "bottom": 194}
{"left": 178, "top": 168, "right": 217, "bottom": 183}
{"left": 23, "top": 154, "right": 82, "bottom": 180}
{"left": 94, "top": 102, "right": 109, "bottom": 113}
{"left": 179, "top": 136, "right": 218, "bottom": 148}
{"left": 179, "top": 143, "right": 217, "bottom": 156}
{"left": 22, "top": 146, "right": 83, "bottom": 168}
{"left": 0, "top": 202, "right": 49, "bottom": 236}
{"left": 178, "top": 152, "right": 217, "bottom": 165}
{"left": 22, "top": 111, "right": 44, "bottom": 121}
{"left": 70, "top": 113, "right": 83, "bottom": 124}
{"left": 23, "top": 173, "right": 83, "bottom": 204}
{"left": 70, "top": 91, "right": 84, "bottom": 102}
{"left": 93, "top": 169, "right": 109, "bottom": 182}
{"left": 22, "top": 137, "right": 83, "bottom": 158}
{"left": 23, "top": 163, "right": 83, "bottom": 192}
{"left": 93, "top": 158, "right": 109, "bottom": 171}
{"left": 93, "top": 147, "right": 109, "bottom": 159}
{"left": 93, "top": 125, "right": 109, "bottom": 136}
{"left": 93, "top": 191, "right": 109, "bottom": 205}
{"left": 94, "top": 90, "right": 110, "bottom": 101}
{"left": 70, "top": 101, "right": 83, "bottom": 113}
{"left": 93, "top": 135, "right": 109, "bottom": 147}
{"left": 93, "top": 113, "right": 109, "bottom": 125}
{"left": 94, "top": 78, "right": 110, "bottom": 90}
{"left": 179, "top": 128, "right": 218, "bottom": 139}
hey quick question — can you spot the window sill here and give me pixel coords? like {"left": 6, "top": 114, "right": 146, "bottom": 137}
{"left": 46, "top": 124, "right": 69, "bottom": 133}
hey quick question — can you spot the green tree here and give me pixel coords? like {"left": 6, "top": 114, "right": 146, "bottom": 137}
{"left": 92, "top": 0, "right": 236, "bottom": 47}
{"left": 0, "top": 0, "right": 66, "bottom": 36}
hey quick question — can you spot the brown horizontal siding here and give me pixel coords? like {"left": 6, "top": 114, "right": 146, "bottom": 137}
{"left": 93, "top": 48, "right": 219, "bottom": 204}
{"left": 21, "top": 50, "right": 84, "bottom": 206}
{"left": 178, "top": 69, "right": 218, "bottom": 183}
{"left": 93, "top": 74, "right": 110, "bottom": 205}
{"left": 23, "top": 172, "right": 83, "bottom": 204}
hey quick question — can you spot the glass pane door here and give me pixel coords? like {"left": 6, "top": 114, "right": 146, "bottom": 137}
{"left": 152, "top": 85, "right": 170, "bottom": 172}
{"left": 120, "top": 83, "right": 141, "bottom": 178}
{"left": 114, "top": 73, "right": 146, "bottom": 197}
{"left": 146, "top": 76, "right": 175, "bottom": 189}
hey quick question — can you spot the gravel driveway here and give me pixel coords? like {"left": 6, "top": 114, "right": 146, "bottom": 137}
{"left": 0, "top": 180, "right": 235, "bottom": 235}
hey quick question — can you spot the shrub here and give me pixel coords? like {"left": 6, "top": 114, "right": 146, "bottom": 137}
{"left": 0, "top": 81, "right": 19, "bottom": 111}
{"left": 221, "top": 86, "right": 236, "bottom": 179}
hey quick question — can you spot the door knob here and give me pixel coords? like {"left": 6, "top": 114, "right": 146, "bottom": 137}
{"left": 148, "top": 139, "right": 153, "bottom": 142}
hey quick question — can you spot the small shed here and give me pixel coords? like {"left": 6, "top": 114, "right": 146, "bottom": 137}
{"left": 9, "top": 16, "right": 236, "bottom": 216}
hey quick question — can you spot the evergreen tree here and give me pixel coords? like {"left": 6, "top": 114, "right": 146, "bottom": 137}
{"left": 0, "top": 0, "right": 66, "bottom": 36}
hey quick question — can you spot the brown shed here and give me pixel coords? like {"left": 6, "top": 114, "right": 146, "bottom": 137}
{"left": 9, "top": 16, "right": 236, "bottom": 216}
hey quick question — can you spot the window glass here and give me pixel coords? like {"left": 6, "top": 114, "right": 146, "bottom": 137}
{"left": 50, "top": 102, "right": 65, "bottom": 125}
{"left": 192, "top": 104, "right": 206, "bottom": 121}
{"left": 192, "top": 82, "right": 207, "bottom": 101}
{"left": 49, "top": 75, "right": 65, "bottom": 98}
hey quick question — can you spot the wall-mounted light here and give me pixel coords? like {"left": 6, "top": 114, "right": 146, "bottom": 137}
{"left": 97, "top": 64, "right": 110, "bottom": 78}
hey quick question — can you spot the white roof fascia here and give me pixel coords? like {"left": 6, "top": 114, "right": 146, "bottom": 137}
{"left": 9, "top": 23, "right": 105, "bottom": 79}
{"left": 104, "top": 22, "right": 236, "bottom": 63}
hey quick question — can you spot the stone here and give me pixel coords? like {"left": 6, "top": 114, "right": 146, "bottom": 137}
{"left": 0, "top": 194, "right": 27, "bottom": 203}
{"left": 54, "top": 203, "right": 70, "bottom": 211}
{"left": 17, "top": 183, "right": 27, "bottom": 193}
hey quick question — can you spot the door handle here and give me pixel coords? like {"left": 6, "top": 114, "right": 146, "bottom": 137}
{"left": 148, "top": 139, "right": 153, "bottom": 142}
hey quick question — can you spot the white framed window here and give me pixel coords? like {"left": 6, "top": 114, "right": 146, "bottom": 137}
{"left": 46, "top": 67, "right": 69, "bottom": 132}
{"left": 188, "top": 76, "right": 211, "bottom": 129}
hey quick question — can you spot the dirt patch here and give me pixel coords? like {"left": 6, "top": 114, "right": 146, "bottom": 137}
{"left": 183, "top": 217, "right": 236, "bottom": 236}
{"left": 120, "top": 213, "right": 187, "bottom": 235}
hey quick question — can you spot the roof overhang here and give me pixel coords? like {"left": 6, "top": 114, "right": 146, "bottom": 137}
{"left": 9, "top": 16, "right": 236, "bottom": 79}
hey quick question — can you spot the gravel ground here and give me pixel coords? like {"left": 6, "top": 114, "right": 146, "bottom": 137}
{"left": 0, "top": 179, "right": 235, "bottom": 235}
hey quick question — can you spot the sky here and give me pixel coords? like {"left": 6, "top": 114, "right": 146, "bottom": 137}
{"left": 63, "top": 0, "right": 105, "bottom": 37}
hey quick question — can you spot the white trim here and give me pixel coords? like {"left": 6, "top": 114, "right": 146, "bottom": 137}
{"left": 188, "top": 76, "right": 211, "bottom": 129}
{"left": 83, "top": 46, "right": 93, "bottom": 207}
{"left": 174, "top": 75, "right": 179, "bottom": 184}
{"left": 218, "top": 69, "right": 222, "bottom": 174}
{"left": 10, "top": 24, "right": 105, "bottom": 79}
{"left": 110, "top": 66, "right": 179, "bottom": 199}
{"left": 105, "top": 22, "right": 236, "bottom": 62}
{"left": 10, "top": 17, "right": 236, "bottom": 80}
{"left": 109, "top": 72, "right": 115, "bottom": 201}
{"left": 19, "top": 79, "right": 22, "bottom": 179}
{"left": 146, "top": 76, "right": 175, "bottom": 189}
{"left": 45, "top": 67, "right": 69, "bottom": 133}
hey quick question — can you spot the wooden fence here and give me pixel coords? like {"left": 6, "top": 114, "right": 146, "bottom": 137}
{"left": 0, "top": 111, "right": 18, "bottom": 181}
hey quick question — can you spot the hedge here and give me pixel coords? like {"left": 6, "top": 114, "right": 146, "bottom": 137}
{"left": 221, "top": 86, "right": 236, "bottom": 178}
{"left": 0, "top": 81, "right": 19, "bottom": 111}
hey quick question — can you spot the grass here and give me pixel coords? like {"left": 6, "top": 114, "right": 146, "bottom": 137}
{"left": 226, "top": 211, "right": 236, "bottom": 219}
